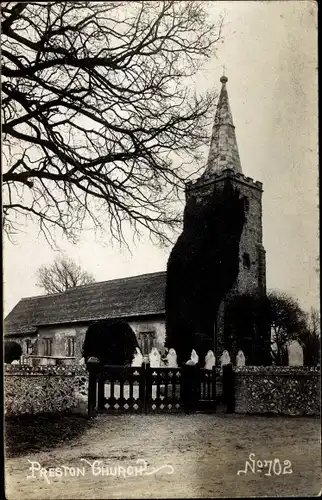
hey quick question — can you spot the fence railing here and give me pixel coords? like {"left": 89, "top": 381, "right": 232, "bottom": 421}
{"left": 87, "top": 360, "right": 218, "bottom": 417}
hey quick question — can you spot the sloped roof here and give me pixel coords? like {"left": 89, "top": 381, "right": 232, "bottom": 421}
{"left": 4, "top": 271, "right": 166, "bottom": 336}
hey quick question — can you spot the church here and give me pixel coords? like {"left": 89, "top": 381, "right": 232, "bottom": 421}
{"left": 4, "top": 75, "right": 267, "bottom": 363}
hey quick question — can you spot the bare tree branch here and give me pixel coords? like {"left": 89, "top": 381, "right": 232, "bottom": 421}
{"left": 2, "top": 1, "right": 224, "bottom": 247}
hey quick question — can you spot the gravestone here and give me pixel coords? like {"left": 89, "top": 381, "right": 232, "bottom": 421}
{"left": 166, "top": 348, "right": 178, "bottom": 368}
{"left": 204, "top": 350, "right": 216, "bottom": 370}
{"left": 220, "top": 350, "right": 231, "bottom": 367}
{"left": 132, "top": 347, "right": 144, "bottom": 367}
{"left": 190, "top": 349, "right": 199, "bottom": 365}
{"left": 11, "top": 360, "right": 19, "bottom": 365}
{"left": 287, "top": 340, "right": 304, "bottom": 366}
{"left": 149, "top": 347, "right": 161, "bottom": 368}
{"left": 79, "top": 357, "right": 85, "bottom": 365}
{"left": 236, "top": 350, "right": 246, "bottom": 367}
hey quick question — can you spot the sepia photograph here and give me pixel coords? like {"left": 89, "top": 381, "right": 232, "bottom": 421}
{"left": 2, "top": 1, "right": 320, "bottom": 499}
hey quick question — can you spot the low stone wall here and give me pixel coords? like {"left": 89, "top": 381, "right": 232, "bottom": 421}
{"left": 4, "top": 364, "right": 88, "bottom": 416}
{"left": 234, "top": 366, "right": 320, "bottom": 416}
{"left": 5, "top": 364, "right": 321, "bottom": 417}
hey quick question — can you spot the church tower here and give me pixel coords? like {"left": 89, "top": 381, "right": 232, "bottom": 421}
{"left": 185, "top": 75, "right": 267, "bottom": 357}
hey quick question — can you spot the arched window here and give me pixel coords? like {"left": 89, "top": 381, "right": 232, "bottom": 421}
{"left": 242, "top": 253, "right": 251, "bottom": 269}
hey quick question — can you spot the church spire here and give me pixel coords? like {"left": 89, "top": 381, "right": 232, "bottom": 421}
{"left": 204, "top": 74, "right": 242, "bottom": 176}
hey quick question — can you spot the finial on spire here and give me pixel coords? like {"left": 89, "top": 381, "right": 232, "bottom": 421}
{"left": 220, "top": 65, "right": 228, "bottom": 83}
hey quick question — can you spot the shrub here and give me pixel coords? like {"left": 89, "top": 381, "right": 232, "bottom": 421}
{"left": 5, "top": 341, "right": 22, "bottom": 364}
{"left": 82, "top": 319, "right": 138, "bottom": 366}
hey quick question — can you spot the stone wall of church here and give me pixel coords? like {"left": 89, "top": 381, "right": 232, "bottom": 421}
{"left": 35, "top": 324, "right": 87, "bottom": 359}
{"left": 213, "top": 174, "right": 266, "bottom": 359}
{"left": 7, "top": 316, "right": 166, "bottom": 362}
{"left": 5, "top": 334, "right": 38, "bottom": 356}
{"left": 212, "top": 174, "right": 265, "bottom": 296}
{"left": 187, "top": 171, "right": 265, "bottom": 296}
{"left": 186, "top": 171, "right": 266, "bottom": 361}
{"left": 234, "top": 182, "right": 264, "bottom": 294}
{"left": 129, "top": 318, "right": 166, "bottom": 354}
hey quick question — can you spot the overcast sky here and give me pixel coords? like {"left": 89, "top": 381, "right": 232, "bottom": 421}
{"left": 3, "top": 1, "right": 319, "bottom": 317}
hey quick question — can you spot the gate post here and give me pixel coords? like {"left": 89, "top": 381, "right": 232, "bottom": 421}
{"left": 87, "top": 357, "right": 100, "bottom": 418}
{"left": 212, "top": 365, "right": 217, "bottom": 412}
{"left": 222, "top": 363, "right": 235, "bottom": 413}
{"left": 144, "top": 362, "right": 152, "bottom": 414}
{"left": 139, "top": 362, "right": 147, "bottom": 413}
{"left": 182, "top": 364, "right": 198, "bottom": 414}
{"left": 97, "top": 375, "right": 105, "bottom": 411}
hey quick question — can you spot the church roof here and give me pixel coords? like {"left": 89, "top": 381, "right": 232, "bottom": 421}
{"left": 204, "top": 74, "right": 242, "bottom": 176}
{"left": 4, "top": 271, "right": 166, "bottom": 336}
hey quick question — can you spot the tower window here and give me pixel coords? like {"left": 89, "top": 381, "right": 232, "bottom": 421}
{"left": 242, "top": 253, "right": 251, "bottom": 269}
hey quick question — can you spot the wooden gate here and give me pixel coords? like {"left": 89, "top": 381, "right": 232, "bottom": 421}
{"left": 87, "top": 362, "right": 217, "bottom": 417}
{"left": 145, "top": 367, "right": 184, "bottom": 413}
{"left": 196, "top": 368, "right": 217, "bottom": 412}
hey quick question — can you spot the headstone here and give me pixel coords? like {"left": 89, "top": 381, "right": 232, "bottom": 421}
{"left": 190, "top": 349, "right": 199, "bottom": 365}
{"left": 220, "top": 350, "right": 231, "bottom": 367}
{"left": 132, "top": 347, "right": 143, "bottom": 367}
{"left": 236, "top": 350, "right": 246, "bottom": 367}
{"left": 79, "top": 357, "right": 85, "bottom": 365}
{"left": 166, "top": 348, "right": 178, "bottom": 368}
{"left": 87, "top": 356, "right": 100, "bottom": 364}
{"left": 287, "top": 340, "right": 304, "bottom": 366}
{"left": 204, "top": 350, "right": 216, "bottom": 370}
{"left": 149, "top": 347, "right": 161, "bottom": 368}
{"left": 11, "top": 360, "right": 19, "bottom": 365}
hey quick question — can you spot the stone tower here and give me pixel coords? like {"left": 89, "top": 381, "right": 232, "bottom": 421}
{"left": 185, "top": 75, "right": 267, "bottom": 357}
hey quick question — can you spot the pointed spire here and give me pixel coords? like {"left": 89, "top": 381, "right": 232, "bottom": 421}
{"left": 204, "top": 74, "right": 242, "bottom": 176}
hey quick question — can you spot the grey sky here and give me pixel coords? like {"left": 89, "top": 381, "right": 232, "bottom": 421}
{"left": 3, "top": 1, "right": 319, "bottom": 316}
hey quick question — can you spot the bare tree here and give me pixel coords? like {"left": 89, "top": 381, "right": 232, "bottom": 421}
{"left": 2, "top": 1, "right": 223, "bottom": 247}
{"left": 36, "top": 255, "right": 95, "bottom": 294}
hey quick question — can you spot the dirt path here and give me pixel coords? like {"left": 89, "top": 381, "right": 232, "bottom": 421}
{"left": 5, "top": 414, "right": 321, "bottom": 499}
